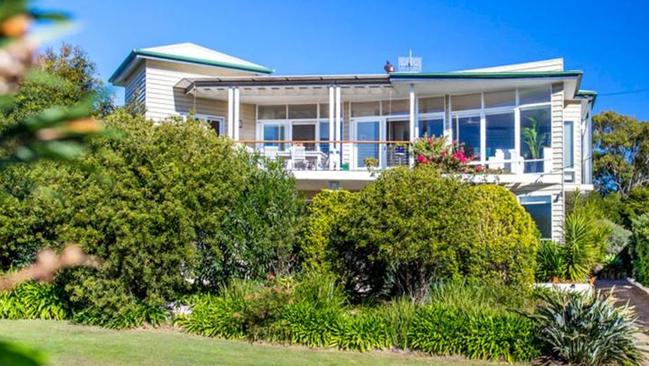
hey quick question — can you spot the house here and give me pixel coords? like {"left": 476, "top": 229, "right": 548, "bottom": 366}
{"left": 109, "top": 43, "right": 596, "bottom": 242}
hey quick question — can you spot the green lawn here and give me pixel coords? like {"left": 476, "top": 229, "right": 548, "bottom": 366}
{"left": 0, "top": 320, "right": 500, "bottom": 366}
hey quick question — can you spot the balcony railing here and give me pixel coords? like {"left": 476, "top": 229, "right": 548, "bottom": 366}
{"left": 239, "top": 140, "right": 553, "bottom": 174}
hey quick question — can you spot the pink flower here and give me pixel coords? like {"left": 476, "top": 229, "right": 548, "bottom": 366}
{"left": 453, "top": 150, "right": 467, "bottom": 164}
{"left": 417, "top": 154, "right": 427, "bottom": 164}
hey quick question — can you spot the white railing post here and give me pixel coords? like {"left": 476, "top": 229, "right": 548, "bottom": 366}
{"left": 543, "top": 147, "right": 553, "bottom": 173}
{"left": 409, "top": 84, "right": 416, "bottom": 167}
{"left": 329, "top": 86, "right": 336, "bottom": 170}
{"left": 227, "top": 87, "right": 234, "bottom": 139}
{"left": 335, "top": 86, "right": 342, "bottom": 170}
{"left": 233, "top": 87, "right": 240, "bottom": 141}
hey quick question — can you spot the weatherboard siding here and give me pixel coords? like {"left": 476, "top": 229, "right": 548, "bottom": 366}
{"left": 124, "top": 63, "right": 146, "bottom": 112}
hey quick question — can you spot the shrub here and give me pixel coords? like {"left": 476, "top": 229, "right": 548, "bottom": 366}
{"left": 470, "top": 185, "right": 538, "bottom": 291}
{"left": 408, "top": 304, "right": 538, "bottom": 362}
{"left": 300, "top": 190, "right": 355, "bottom": 272}
{"left": 0, "top": 282, "right": 68, "bottom": 320}
{"left": 411, "top": 136, "right": 476, "bottom": 172}
{"left": 632, "top": 213, "right": 649, "bottom": 285}
{"left": 532, "top": 290, "right": 642, "bottom": 366}
{"left": 0, "top": 111, "right": 304, "bottom": 326}
{"left": 329, "top": 166, "right": 537, "bottom": 301}
{"left": 563, "top": 205, "right": 611, "bottom": 281}
{"left": 535, "top": 240, "right": 566, "bottom": 281}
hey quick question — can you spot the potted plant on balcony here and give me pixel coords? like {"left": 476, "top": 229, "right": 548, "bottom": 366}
{"left": 522, "top": 116, "right": 550, "bottom": 173}
{"left": 363, "top": 156, "right": 379, "bottom": 176}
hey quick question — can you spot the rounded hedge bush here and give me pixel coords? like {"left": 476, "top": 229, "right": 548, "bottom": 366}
{"left": 321, "top": 166, "right": 538, "bottom": 301}
{"left": 470, "top": 185, "right": 539, "bottom": 291}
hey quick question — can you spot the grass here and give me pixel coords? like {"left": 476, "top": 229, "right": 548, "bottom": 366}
{"left": 0, "top": 320, "right": 503, "bottom": 366}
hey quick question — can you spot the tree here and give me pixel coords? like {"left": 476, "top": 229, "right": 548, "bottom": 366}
{"left": 593, "top": 111, "right": 649, "bottom": 196}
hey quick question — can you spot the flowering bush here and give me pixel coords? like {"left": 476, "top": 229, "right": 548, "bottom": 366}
{"left": 412, "top": 136, "right": 481, "bottom": 173}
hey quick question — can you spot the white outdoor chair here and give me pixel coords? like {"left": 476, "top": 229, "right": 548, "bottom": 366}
{"left": 487, "top": 149, "right": 505, "bottom": 170}
{"left": 290, "top": 145, "right": 307, "bottom": 170}
{"left": 509, "top": 149, "right": 523, "bottom": 175}
{"left": 264, "top": 146, "right": 279, "bottom": 161}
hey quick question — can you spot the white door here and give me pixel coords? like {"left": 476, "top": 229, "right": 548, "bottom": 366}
{"left": 354, "top": 120, "right": 381, "bottom": 169}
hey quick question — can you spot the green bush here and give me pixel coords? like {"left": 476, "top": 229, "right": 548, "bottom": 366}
{"left": 535, "top": 240, "right": 566, "bottom": 281}
{"left": 0, "top": 111, "right": 304, "bottom": 327}
{"left": 328, "top": 166, "right": 537, "bottom": 301}
{"left": 0, "top": 282, "right": 68, "bottom": 320}
{"left": 470, "top": 185, "right": 539, "bottom": 292}
{"left": 300, "top": 189, "right": 355, "bottom": 272}
{"left": 176, "top": 276, "right": 539, "bottom": 361}
{"left": 632, "top": 213, "right": 649, "bottom": 285}
{"left": 563, "top": 205, "right": 611, "bottom": 281}
{"left": 407, "top": 304, "right": 538, "bottom": 362}
{"left": 532, "top": 290, "right": 642, "bottom": 366}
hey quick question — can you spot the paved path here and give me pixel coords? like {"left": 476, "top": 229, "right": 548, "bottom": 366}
{"left": 596, "top": 280, "right": 649, "bottom": 358}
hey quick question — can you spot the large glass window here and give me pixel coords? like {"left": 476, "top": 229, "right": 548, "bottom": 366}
{"left": 319, "top": 122, "right": 330, "bottom": 154}
{"left": 263, "top": 124, "right": 287, "bottom": 150}
{"left": 382, "top": 99, "right": 409, "bottom": 116}
{"left": 564, "top": 121, "right": 575, "bottom": 182}
{"left": 519, "top": 86, "right": 551, "bottom": 105}
{"left": 451, "top": 93, "right": 481, "bottom": 111}
{"left": 454, "top": 115, "right": 481, "bottom": 159}
{"left": 520, "top": 106, "right": 551, "bottom": 173}
{"left": 356, "top": 121, "right": 380, "bottom": 167}
{"left": 293, "top": 123, "right": 316, "bottom": 151}
{"left": 419, "top": 97, "right": 445, "bottom": 113}
{"left": 520, "top": 196, "right": 552, "bottom": 239}
{"left": 288, "top": 104, "right": 317, "bottom": 119}
{"left": 259, "top": 105, "right": 286, "bottom": 119}
{"left": 351, "top": 102, "right": 381, "bottom": 117}
{"left": 486, "top": 112, "right": 515, "bottom": 159}
{"left": 419, "top": 118, "right": 444, "bottom": 138}
{"left": 484, "top": 90, "right": 515, "bottom": 108}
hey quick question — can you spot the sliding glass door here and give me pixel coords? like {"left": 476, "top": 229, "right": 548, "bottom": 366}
{"left": 355, "top": 120, "right": 381, "bottom": 168}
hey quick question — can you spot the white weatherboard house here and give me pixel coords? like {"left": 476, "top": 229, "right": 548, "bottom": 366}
{"left": 110, "top": 43, "right": 596, "bottom": 242}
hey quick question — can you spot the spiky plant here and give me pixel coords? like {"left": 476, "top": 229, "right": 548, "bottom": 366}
{"left": 563, "top": 205, "right": 611, "bottom": 281}
{"left": 531, "top": 290, "right": 643, "bottom": 366}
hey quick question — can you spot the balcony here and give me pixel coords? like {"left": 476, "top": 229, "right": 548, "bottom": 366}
{"left": 242, "top": 140, "right": 554, "bottom": 175}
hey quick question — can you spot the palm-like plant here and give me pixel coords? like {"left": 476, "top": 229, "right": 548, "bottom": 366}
{"left": 563, "top": 206, "right": 611, "bottom": 281}
{"left": 532, "top": 290, "right": 643, "bottom": 366}
{"left": 522, "top": 117, "right": 550, "bottom": 159}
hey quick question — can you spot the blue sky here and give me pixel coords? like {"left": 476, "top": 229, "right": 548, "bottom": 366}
{"left": 40, "top": 0, "right": 649, "bottom": 119}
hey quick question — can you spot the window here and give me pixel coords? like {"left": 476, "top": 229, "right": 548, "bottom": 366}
{"left": 454, "top": 115, "right": 481, "bottom": 159}
{"left": 520, "top": 195, "right": 552, "bottom": 239}
{"left": 519, "top": 86, "right": 551, "bottom": 105}
{"left": 382, "top": 99, "right": 409, "bottom": 116}
{"left": 419, "top": 118, "right": 444, "bottom": 137}
{"left": 319, "top": 103, "right": 330, "bottom": 119}
{"left": 288, "top": 104, "right": 317, "bottom": 119}
{"left": 419, "top": 97, "right": 444, "bottom": 113}
{"left": 484, "top": 90, "right": 515, "bottom": 108}
{"left": 258, "top": 105, "right": 286, "bottom": 119}
{"left": 319, "top": 122, "right": 330, "bottom": 153}
{"left": 263, "top": 124, "right": 287, "bottom": 150}
{"left": 520, "top": 106, "right": 551, "bottom": 173}
{"left": 451, "top": 93, "right": 481, "bottom": 111}
{"left": 292, "top": 123, "right": 316, "bottom": 151}
{"left": 351, "top": 101, "right": 381, "bottom": 117}
{"left": 564, "top": 121, "right": 575, "bottom": 182}
{"left": 486, "top": 112, "right": 515, "bottom": 159}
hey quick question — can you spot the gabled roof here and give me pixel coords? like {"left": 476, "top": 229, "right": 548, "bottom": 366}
{"left": 109, "top": 43, "right": 272, "bottom": 85}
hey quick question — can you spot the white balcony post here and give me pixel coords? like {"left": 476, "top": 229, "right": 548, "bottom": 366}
{"left": 233, "top": 87, "right": 240, "bottom": 141}
{"left": 409, "top": 84, "right": 416, "bottom": 166}
{"left": 335, "top": 86, "right": 342, "bottom": 169}
{"left": 227, "top": 87, "right": 234, "bottom": 139}
{"left": 329, "top": 86, "right": 335, "bottom": 170}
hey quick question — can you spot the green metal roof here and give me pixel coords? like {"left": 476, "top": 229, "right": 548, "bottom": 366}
{"left": 389, "top": 70, "right": 583, "bottom": 80}
{"left": 576, "top": 89, "right": 598, "bottom": 106}
{"left": 109, "top": 48, "right": 273, "bottom": 84}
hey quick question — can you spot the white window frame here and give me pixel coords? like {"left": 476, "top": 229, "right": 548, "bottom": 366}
{"left": 518, "top": 193, "right": 553, "bottom": 240}
{"left": 180, "top": 113, "right": 226, "bottom": 135}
